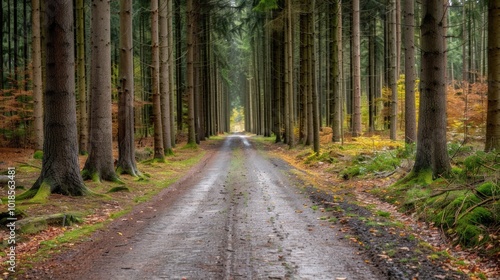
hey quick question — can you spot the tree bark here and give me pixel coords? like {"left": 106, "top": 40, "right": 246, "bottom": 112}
{"left": 160, "top": 0, "right": 173, "bottom": 155}
{"left": 286, "top": 0, "right": 294, "bottom": 148}
{"left": 403, "top": 0, "right": 416, "bottom": 144}
{"left": 331, "top": 0, "right": 342, "bottom": 142}
{"left": 32, "top": 0, "right": 43, "bottom": 151}
{"left": 151, "top": 0, "right": 165, "bottom": 159}
{"left": 413, "top": 0, "right": 451, "bottom": 177}
{"left": 76, "top": 0, "right": 88, "bottom": 154}
{"left": 389, "top": 0, "right": 398, "bottom": 140}
{"left": 485, "top": 1, "right": 500, "bottom": 151}
{"left": 368, "top": 17, "right": 376, "bottom": 133}
{"left": 168, "top": 0, "right": 176, "bottom": 147}
{"left": 352, "top": 0, "right": 362, "bottom": 137}
{"left": 83, "top": 0, "right": 118, "bottom": 182}
{"left": 310, "top": 0, "right": 319, "bottom": 154}
{"left": 117, "top": 0, "right": 139, "bottom": 176}
{"left": 0, "top": 3, "right": 3, "bottom": 89}
{"left": 31, "top": 0, "right": 87, "bottom": 196}
{"left": 299, "top": 9, "right": 308, "bottom": 144}
{"left": 186, "top": 0, "right": 197, "bottom": 145}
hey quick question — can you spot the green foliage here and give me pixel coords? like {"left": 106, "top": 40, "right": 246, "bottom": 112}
{"left": 476, "top": 182, "right": 499, "bottom": 197}
{"left": 376, "top": 210, "right": 391, "bottom": 218}
{"left": 182, "top": 142, "right": 198, "bottom": 150}
{"left": 33, "top": 150, "right": 43, "bottom": 159}
{"left": 253, "top": 0, "right": 278, "bottom": 12}
{"left": 340, "top": 166, "right": 362, "bottom": 179}
{"left": 304, "top": 151, "right": 337, "bottom": 164}
{"left": 463, "top": 150, "right": 500, "bottom": 176}
{"left": 28, "top": 181, "right": 52, "bottom": 204}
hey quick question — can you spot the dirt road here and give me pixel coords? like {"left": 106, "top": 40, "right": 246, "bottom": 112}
{"left": 46, "top": 135, "right": 379, "bottom": 279}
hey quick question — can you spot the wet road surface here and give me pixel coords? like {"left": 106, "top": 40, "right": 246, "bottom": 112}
{"left": 75, "top": 135, "right": 382, "bottom": 279}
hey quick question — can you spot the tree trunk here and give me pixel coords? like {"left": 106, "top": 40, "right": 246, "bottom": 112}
{"left": 168, "top": 0, "right": 176, "bottom": 147}
{"left": 117, "top": 0, "right": 139, "bottom": 176}
{"left": 150, "top": 0, "right": 165, "bottom": 159}
{"left": 160, "top": 0, "right": 173, "bottom": 155}
{"left": 485, "top": 1, "right": 500, "bottom": 151}
{"left": 0, "top": 3, "right": 3, "bottom": 89}
{"left": 368, "top": 17, "right": 376, "bottom": 133}
{"left": 413, "top": 0, "right": 451, "bottom": 177}
{"left": 331, "top": 0, "right": 342, "bottom": 142}
{"left": 286, "top": 0, "right": 294, "bottom": 148}
{"left": 389, "top": 0, "right": 398, "bottom": 140}
{"left": 13, "top": 0, "right": 18, "bottom": 87}
{"left": 352, "top": 0, "right": 362, "bottom": 137}
{"left": 83, "top": 0, "right": 118, "bottom": 182}
{"left": 186, "top": 0, "right": 196, "bottom": 145}
{"left": 31, "top": 0, "right": 87, "bottom": 196}
{"left": 306, "top": 8, "right": 313, "bottom": 146}
{"left": 403, "top": 0, "right": 416, "bottom": 144}
{"left": 76, "top": 0, "right": 88, "bottom": 154}
{"left": 32, "top": 0, "right": 43, "bottom": 151}
{"left": 310, "top": 0, "right": 319, "bottom": 154}
{"left": 175, "top": 0, "right": 183, "bottom": 132}
{"left": 299, "top": 10, "right": 308, "bottom": 144}
{"left": 273, "top": 29, "right": 283, "bottom": 143}
{"left": 23, "top": 0, "right": 28, "bottom": 90}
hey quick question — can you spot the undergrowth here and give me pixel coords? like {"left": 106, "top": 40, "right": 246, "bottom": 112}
{"left": 384, "top": 147, "right": 500, "bottom": 254}
{"left": 272, "top": 135, "right": 500, "bottom": 255}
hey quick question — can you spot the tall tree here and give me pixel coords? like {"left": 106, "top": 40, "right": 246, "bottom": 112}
{"left": 77, "top": 0, "right": 88, "bottom": 154}
{"left": 160, "top": 0, "right": 173, "bottom": 155}
{"left": 403, "top": 0, "right": 416, "bottom": 144}
{"left": 0, "top": 2, "right": 3, "bottom": 89}
{"left": 389, "top": 0, "right": 398, "bottom": 140}
{"left": 310, "top": 0, "right": 319, "bottom": 154}
{"left": 30, "top": 0, "right": 88, "bottom": 196}
{"left": 151, "top": 0, "right": 165, "bottom": 159}
{"left": 299, "top": 5, "right": 308, "bottom": 144}
{"left": 168, "top": 0, "right": 176, "bottom": 148}
{"left": 285, "top": 0, "right": 294, "bottom": 148}
{"left": 186, "top": 0, "right": 197, "bottom": 145}
{"left": 485, "top": 0, "right": 500, "bottom": 152}
{"left": 412, "top": 0, "right": 450, "bottom": 178}
{"left": 117, "top": 0, "right": 140, "bottom": 176}
{"left": 13, "top": 0, "right": 18, "bottom": 87}
{"left": 331, "top": 0, "right": 342, "bottom": 142}
{"left": 351, "top": 0, "right": 362, "bottom": 137}
{"left": 82, "top": 0, "right": 118, "bottom": 182}
{"left": 32, "top": 0, "right": 43, "bottom": 151}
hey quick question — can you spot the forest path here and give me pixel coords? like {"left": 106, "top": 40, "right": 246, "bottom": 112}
{"left": 50, "top": 135, "right": 382, "bottom": 279}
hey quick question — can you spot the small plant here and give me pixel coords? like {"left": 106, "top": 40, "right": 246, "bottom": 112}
{"left": 33, "top": 150, "right": 43, "bottom": 159}
{"left": 376, "top": 210, "right": 391, "bottom": 218}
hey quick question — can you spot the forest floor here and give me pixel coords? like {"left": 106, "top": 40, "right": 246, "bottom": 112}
{"left": 0, "top": 134, "right": 498, "bottom": 279}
